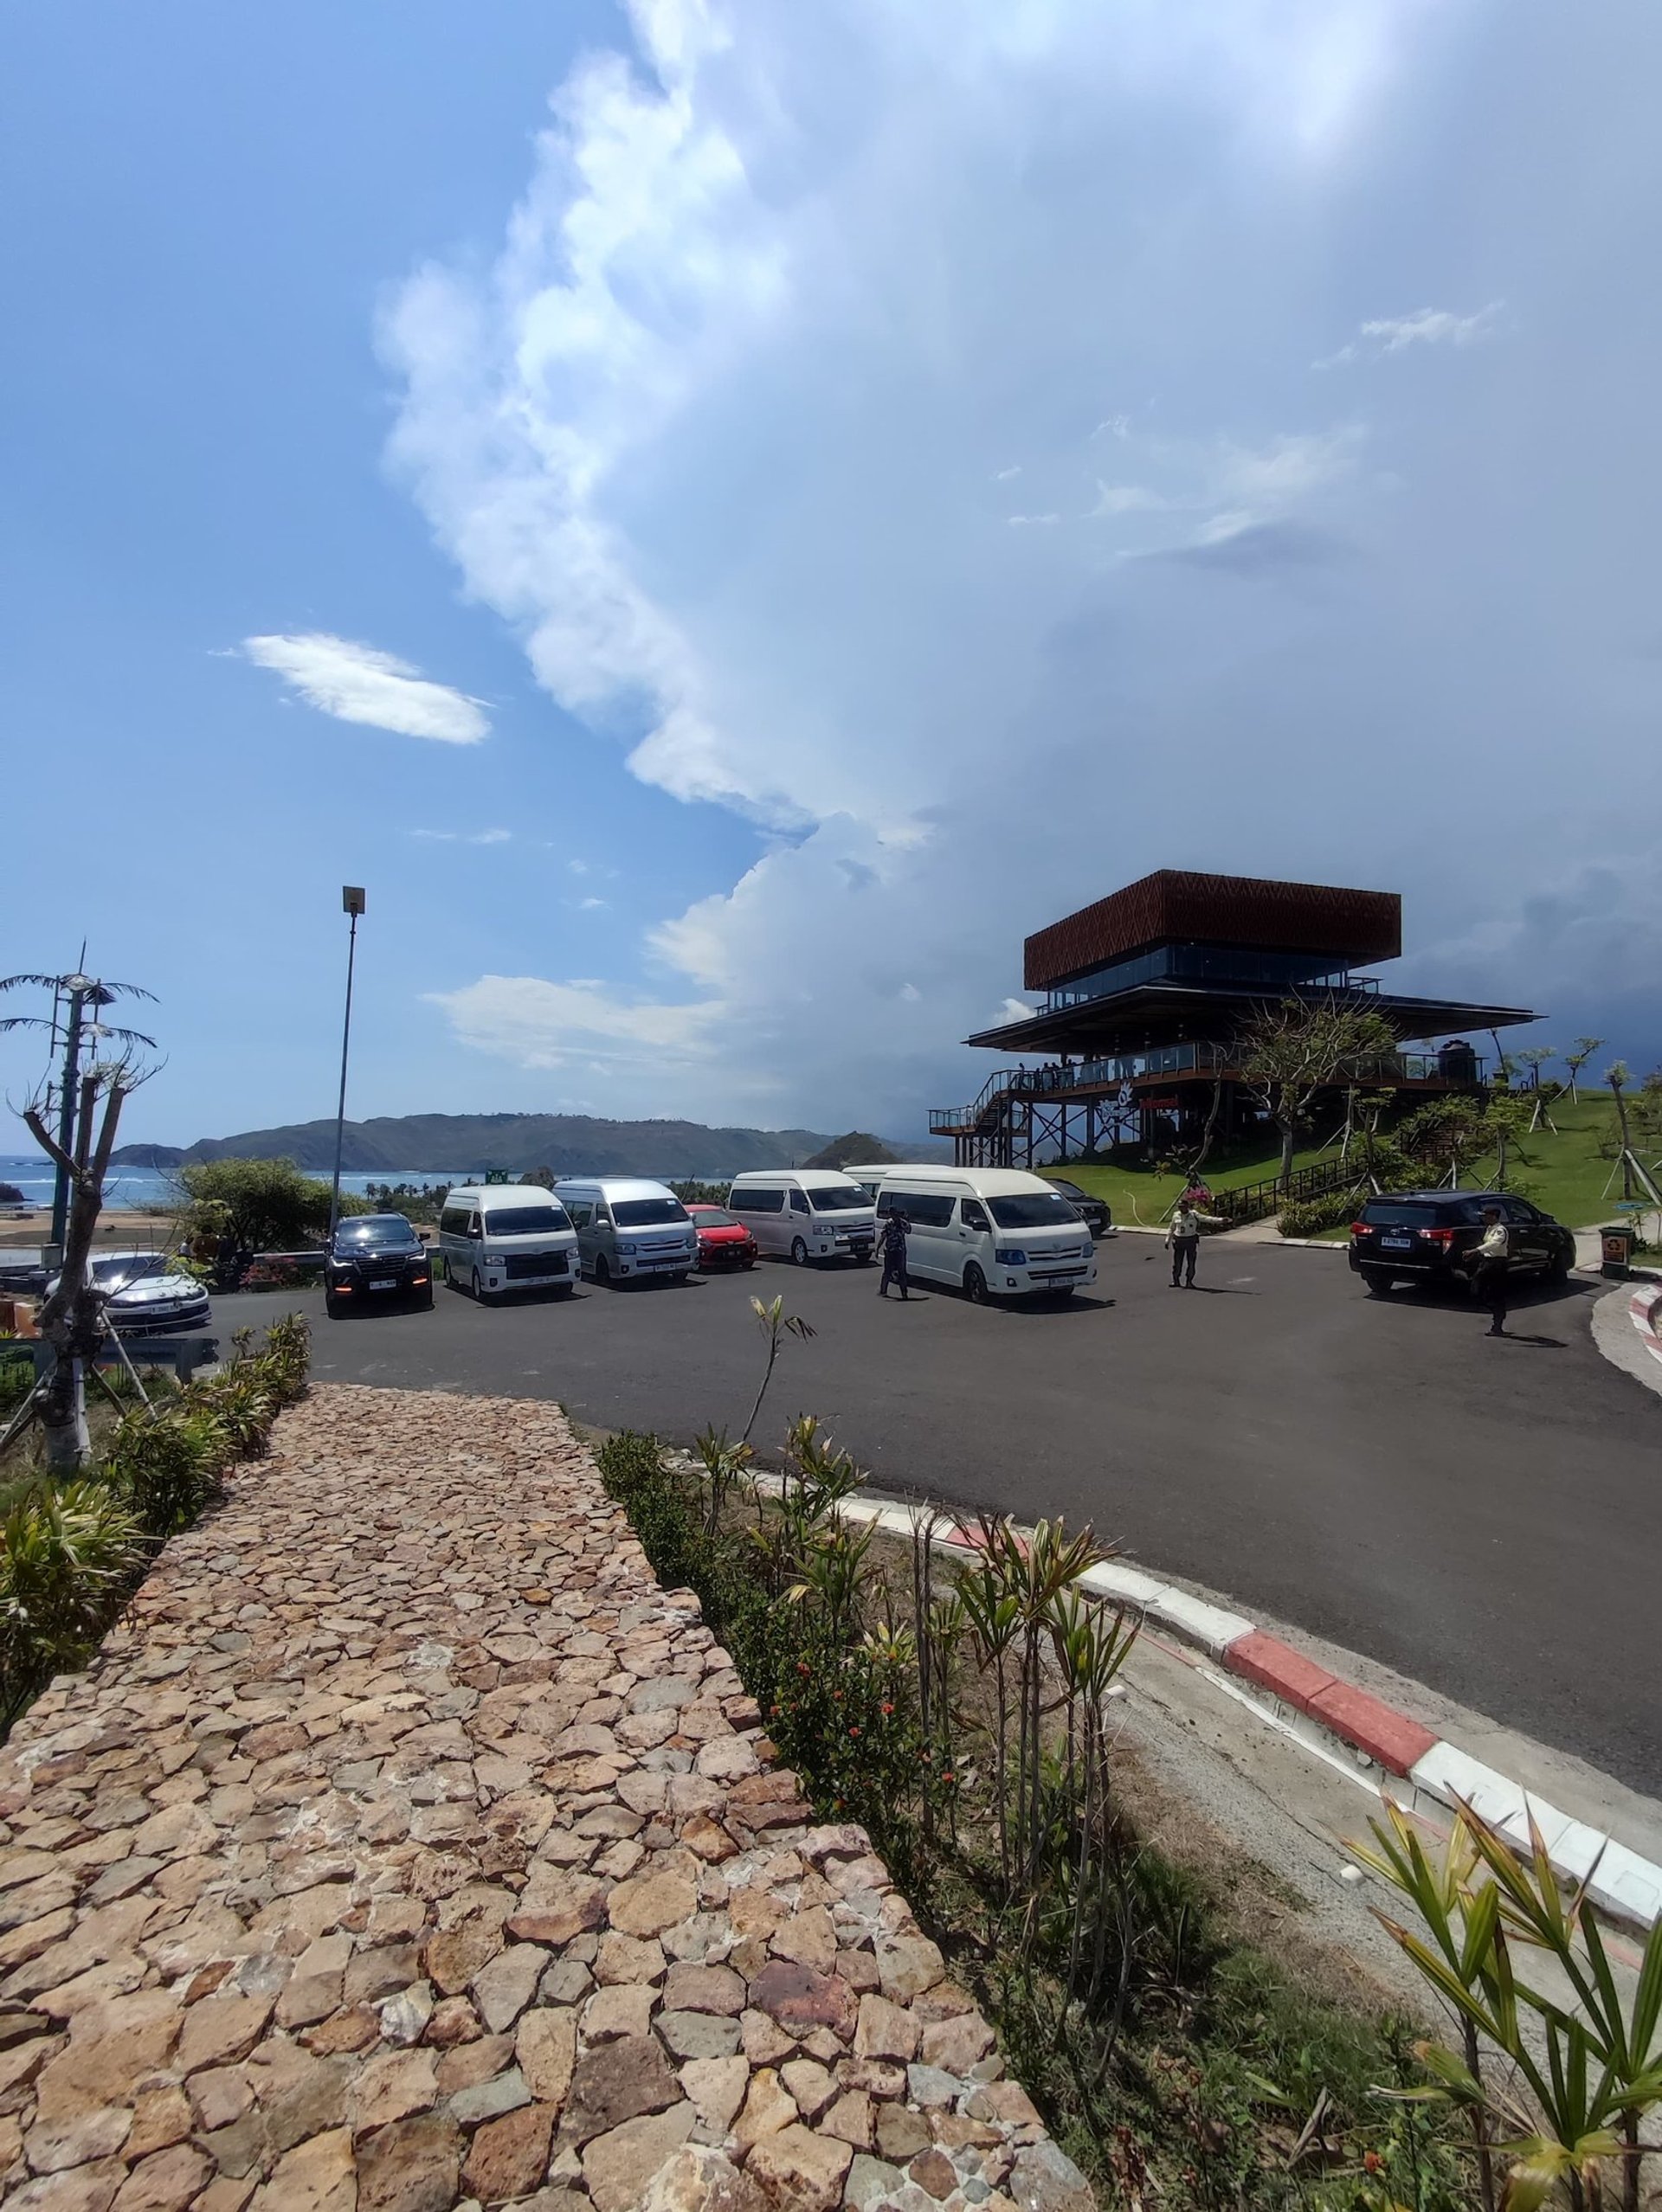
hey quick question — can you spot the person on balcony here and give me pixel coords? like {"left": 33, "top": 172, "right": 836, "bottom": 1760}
{"left": 1165, "top": 1197, "right": 1223, "bottom": 1287}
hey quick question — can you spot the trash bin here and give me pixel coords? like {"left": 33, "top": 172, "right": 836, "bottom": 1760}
{"left": 1601, "top": 1225, "right": 1634, "bottom": 1276}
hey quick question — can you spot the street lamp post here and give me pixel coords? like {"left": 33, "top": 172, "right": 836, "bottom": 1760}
{"left": 327, "top": 889, "right": 365, "bottom": 1248}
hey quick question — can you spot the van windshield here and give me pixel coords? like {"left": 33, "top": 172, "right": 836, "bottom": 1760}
{"left": 612, "top": 1198, "right": 689, "bottom": 1227}
{"left": 484, "top": 1205, "right": 570, "bottom": 1235}
{"left": 988, "top": 1193, "right": 1079, "bottom": 1230}
{"left": 807, "top": 1186, "right": 869, "bottom": 1212}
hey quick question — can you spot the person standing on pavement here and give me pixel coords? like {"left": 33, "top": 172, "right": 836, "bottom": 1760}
{"left": 1164, "top": 1197, "right": 1223, "bottom": 1287}
{"left": 1470, "top": 1203, "right": 1511, "bottom": 1336}
{"left": 877, "top": 1207, "right": 912, "bottom": 1300}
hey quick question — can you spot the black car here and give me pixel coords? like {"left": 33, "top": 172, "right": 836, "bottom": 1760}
{"left": 1046, "top": 1177, "right": 1114, "bottom": 1238}
{"left": 1349, "top": 1192, "right": 1576, "bottom": 1296}
{"left": 325, "top": 1213, "right": 433, "bottom": 1318}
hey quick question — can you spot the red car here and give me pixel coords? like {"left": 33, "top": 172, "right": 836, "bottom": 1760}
{"left": 686, "top": 1204, "right": 757, "bottom": 1271}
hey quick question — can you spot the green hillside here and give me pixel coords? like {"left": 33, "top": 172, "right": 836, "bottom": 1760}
{"left": 1043, "top": 1090, "right": 1655, "bottom": 1230}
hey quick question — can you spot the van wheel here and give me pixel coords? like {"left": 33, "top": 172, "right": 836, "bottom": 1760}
{"left": 790, "top": 1238, "right": 809, "bottom": 1266}
{"left": 471, "top": 1269, "right": 491, "bottom": 1305}
{"left": 448, "top": 1263, "right": 464, "bottom": 1292}
{"left": 595, "top": 1255, "right": 612, "bottom": 1288}
{"left": 964, "top": 1264, "right": 990, "bottom": 1305}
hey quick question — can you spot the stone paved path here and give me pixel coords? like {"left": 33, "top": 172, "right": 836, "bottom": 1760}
{"left": 0, "top": 1385, "right": 1093, "bottom": 2212}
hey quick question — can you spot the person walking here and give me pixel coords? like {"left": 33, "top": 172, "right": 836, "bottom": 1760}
{"left": 1164, "top": 1196, "right": 1222, "bottom": 1287}
{"left": 877, "top": 1207, "right": 912, "bottom": 1300}
{"left": 1470, "top": 1203, "right": 1511, "bottom": 1337}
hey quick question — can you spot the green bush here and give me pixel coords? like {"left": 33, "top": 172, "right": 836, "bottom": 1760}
{"left": 104, "top": 1406, "right": 231, "bottom": 1539}
{"left": 0, "top": 1480, "right": 143, "bottom": 1730}
{"left": 1277, "top": 1189, "right": 1364, "bottom": 1237}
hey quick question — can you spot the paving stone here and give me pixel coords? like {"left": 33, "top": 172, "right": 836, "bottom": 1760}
{"left": 561, "top": 2033, "right": 681, "bottom": 2144}
{"left": 679, "top": 2054, "right": 749, "bottom": 2136}
{"left": 356, "top": 2113, "right": 463, "bottom": 2212}
{"left": 580, "top": 2103, "right": 696, "bottom": 2212}
{"left": 461, "top": 2101, "right": 556, "bottom": 2203}
{"left": 515, "top": 2009, "right": 577, "bottom": 2106}
{"left": 0, "top": 1386, "right": 1089, "bottom": 2212}
{"left": 743, "top": 2120, "right": 853, "bottom": 2211}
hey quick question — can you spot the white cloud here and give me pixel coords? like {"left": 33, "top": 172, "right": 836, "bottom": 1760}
{"left": 994, "top": 465, "right": 1022, "bottom": 480}
{"left": 425, "top": 974, "right": 728, "bottom": 1086}
{"left": 242, "top": 633, "right": 489, "bottom": 743}
{"left": 1316, "top": 302, "right": 1504, "bottom": 369}
{"left": 391, "top": 1, "right": 1662, "bottom": 1122}
{"left": 409, "top": 827, "right": 512, "bottom": 845}
{"left": 1001, "top": 997, "right": 1037, "bottom": 1021}
{"left": 1007, "top": 512, "right": 1061, "bottom": 527}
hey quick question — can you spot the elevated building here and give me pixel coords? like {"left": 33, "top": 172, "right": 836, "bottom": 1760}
{"left": 932, "top": 870, "right": 1536, "bottom": 1167}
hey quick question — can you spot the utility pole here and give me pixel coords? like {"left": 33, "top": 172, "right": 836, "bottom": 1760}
{"left": 328, "top": 888, "right": 365, "bottom": 1247}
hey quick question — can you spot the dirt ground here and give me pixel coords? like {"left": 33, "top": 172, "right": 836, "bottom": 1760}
{"left": 0, "top": 1204, "right": 181, "bottom": 1251}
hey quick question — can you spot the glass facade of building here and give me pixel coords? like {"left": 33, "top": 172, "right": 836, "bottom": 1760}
{"left": 1044, "top": 941, "right": 1356, "bottom": 1013}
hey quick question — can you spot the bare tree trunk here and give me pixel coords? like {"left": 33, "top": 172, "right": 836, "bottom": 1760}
{"left": 23, "top": 1082, "right": 129, "bottom": 1474}
{"left": 1278, "top": 1115, "right": 1297, "bottom": 1190}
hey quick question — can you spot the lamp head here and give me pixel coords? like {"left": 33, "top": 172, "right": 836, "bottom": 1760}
{"left": 342, "top": 886, "right": 366, "bottom": 917}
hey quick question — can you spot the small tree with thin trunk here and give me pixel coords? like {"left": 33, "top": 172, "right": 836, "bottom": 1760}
{"left": 19, "top": 1054, "right": 151, "bottom": 1470}
{"left": 1562, "top": 1036, "right": 1603, "bottom": 1103}
{"left": 1237, "top": 997, "right": 1398, "bottom": 1189}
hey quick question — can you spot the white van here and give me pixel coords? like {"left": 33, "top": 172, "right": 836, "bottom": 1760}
{"left": 438, "top": 1185, "right": 579, "bottom": 1303}
{"left": 839, "top": 1163, "right": 906, "bottom": 1202}
{"left": 554, "top": 1177, "right": 698, "bottom": 1286}
{"left": 727, "top": 1170, "right": 878, "bottom": 1265}
{"left": 873, "top": 1167, "right": 1096, "bottom": 1303}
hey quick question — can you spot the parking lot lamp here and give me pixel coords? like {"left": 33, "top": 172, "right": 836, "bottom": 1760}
{"left": 328, "top": 889, "right": 365, "bottom": 1247}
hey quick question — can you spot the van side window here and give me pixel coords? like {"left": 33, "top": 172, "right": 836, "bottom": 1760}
{"left": 439, "top": 1206, "right": 469, "bottom": 1238}
{"left": 891, "top": 1189, "right": 955, "bottom": 1228}
{"left": 565, "top": 1203, "right": 592, "bottom": 1229}
{"left": 960, "top": 1199, "right": 991, "bottom": 1231}
{"left": 737, "top": 1187, "right": 785, "bottom": 1213}
{"left": 788, "top": 1187, "right": 807, "bottom": 1214}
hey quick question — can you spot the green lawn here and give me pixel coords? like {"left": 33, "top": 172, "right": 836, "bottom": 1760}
{"left": 1040, "top": 1090, "right": 1657, "bottom": 1231}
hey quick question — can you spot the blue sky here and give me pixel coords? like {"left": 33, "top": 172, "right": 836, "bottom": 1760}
{"left": 3, "top": 0, "right": 1659, "bottom": 1148}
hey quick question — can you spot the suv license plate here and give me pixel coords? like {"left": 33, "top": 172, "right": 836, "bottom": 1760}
{"left": 1381, "top": 1237, "right": 1412, "bottom": 1251}
{"left": 370, "top": 1277, "right": 396, "bottom": 1289}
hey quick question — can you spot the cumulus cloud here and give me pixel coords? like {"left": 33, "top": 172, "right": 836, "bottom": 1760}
{"left": 425, "top": 974, "right": 729, "bottom": 1085}
{"left": 1316, "top": 303, "right": 1505, "bottom": 369}
{"left": 385, "top": 0, "right": 1661, "bottom": 1120}
{"left": 242, "top": 633, "right": 489, "bottom": 743}
{"left": 411, "top": 826, "right": 512, "bottom": 844}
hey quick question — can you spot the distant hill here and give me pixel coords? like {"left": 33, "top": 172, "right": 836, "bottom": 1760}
{"left": 112, "top": 1112, "right": 861, "bottom": 1180}
{"left": 801, "top": 1132, "right": 897, "bottom": 1171}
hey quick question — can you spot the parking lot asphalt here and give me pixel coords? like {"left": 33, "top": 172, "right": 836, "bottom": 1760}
{"left": 216, "top": 1237, "right": 1662, "bottom": 1796}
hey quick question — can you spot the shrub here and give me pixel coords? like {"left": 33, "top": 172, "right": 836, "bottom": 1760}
{"left": 104, "top": 1406, "right": 231, "bottom": 1540}
{"left": 1277, "top": 1189, "right": 1363, "bottom": 1237}
{"left": 0, "top": 1480, "right": 142, "bottom": 1729}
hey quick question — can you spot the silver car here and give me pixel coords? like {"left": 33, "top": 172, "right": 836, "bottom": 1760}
{"left": 47, "top": 1251, "right": 212, "bottom": 1334}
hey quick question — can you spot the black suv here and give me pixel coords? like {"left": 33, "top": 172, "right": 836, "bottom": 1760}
{"left": 1046, "top": 1177, "right": 1114, "bottom": 1238}
{"left": 1349, "top": 1192, "right": 1576, "bottom": 1296}
{"left": 325, "top": 1213, "right": 433, "bottom": 1318}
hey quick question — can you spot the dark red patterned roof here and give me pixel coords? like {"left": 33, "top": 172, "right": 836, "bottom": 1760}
{"left": 1024, "top": 871, "right": 1401, "bottom": 991}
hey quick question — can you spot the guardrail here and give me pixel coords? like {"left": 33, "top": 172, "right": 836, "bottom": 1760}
{"left": 1210, "top": 1157, "right": 1364, "bottom": 1227}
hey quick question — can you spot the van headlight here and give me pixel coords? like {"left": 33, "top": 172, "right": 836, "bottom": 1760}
{"left": 616, "top": 1242, "right": 637, "bottom": 1256}
{"left": 995, "top": 1247, "right": 1028, "bottom": 1265}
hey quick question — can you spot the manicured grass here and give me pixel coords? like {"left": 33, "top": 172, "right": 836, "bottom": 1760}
{"left": 1042, "top": 1141, "right": 1334, "bottom": 1229}
{"left": 1041, "top": 1091, "right": 1658, "bottom": 1231}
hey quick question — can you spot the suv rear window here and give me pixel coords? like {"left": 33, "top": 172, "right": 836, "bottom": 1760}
{"left": 1360, "top": 1201, "right": 1448, "bottom": 1226}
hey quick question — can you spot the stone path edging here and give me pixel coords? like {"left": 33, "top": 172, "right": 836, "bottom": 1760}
{"left": 0, "top": 1386, "right": 1094, "bottom": 2212}
{"left": 1590, "top": 1280, "right": 1662, "bottom": 1405}
{"left": 800, "top": 1487, "right": 1662, "bottom": 1935}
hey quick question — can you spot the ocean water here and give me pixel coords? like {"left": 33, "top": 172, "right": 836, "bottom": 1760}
{"left": 0, "top": 1158, "right": 467, "bottom": 1212}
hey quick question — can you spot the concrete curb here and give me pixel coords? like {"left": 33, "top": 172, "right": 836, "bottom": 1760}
{"left": 819, "top": 1489, "right": 1662, "bottom": 1934}
{"left": 1590, "top": 1280, "right": 1662, "bottom": 1402}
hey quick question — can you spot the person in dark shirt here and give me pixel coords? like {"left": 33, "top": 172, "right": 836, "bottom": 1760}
{"left": 878, "top": 1209, "right": 912, "bottom": 1300}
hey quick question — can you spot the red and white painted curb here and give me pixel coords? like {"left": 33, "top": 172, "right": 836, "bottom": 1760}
{"left": 828, "top": 1493, "right": 1662, "bottom": 1933}
{"left": 1629, "top": 1283, "right": 1662, "bottom": 1369}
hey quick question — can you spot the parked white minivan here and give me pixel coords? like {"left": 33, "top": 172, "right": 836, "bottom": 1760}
{"left": 438, "top": 1185, "right": 579, "bottom": 1303}
{"left": 727, "top": 1170, "right": 878, "bottom": 1265}
{"left": 554, "top": 1177, "right": 698, "bottom": 1286}
{"left": 873, "top": 1167, "right": 1096, "bottom": 1302}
